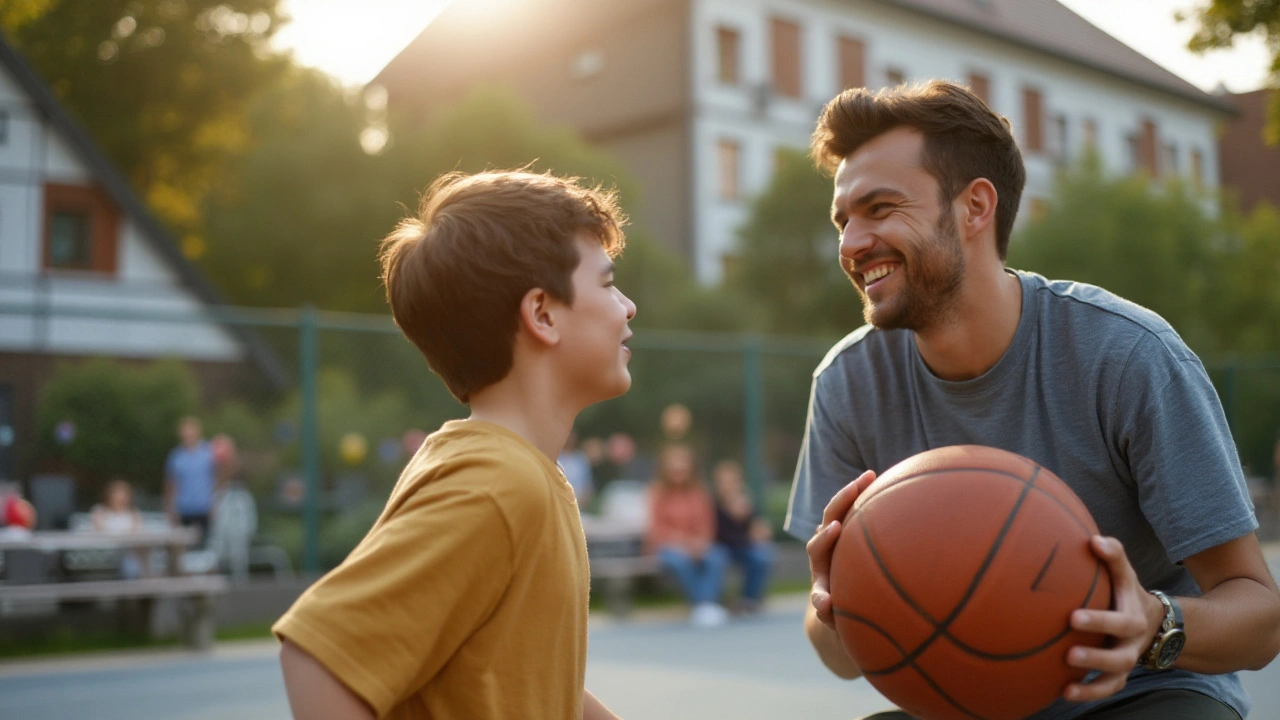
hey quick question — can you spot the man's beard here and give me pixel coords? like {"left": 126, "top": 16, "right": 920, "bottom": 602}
{"left": 849, "top": 210, "right": 965, "bottom": 331}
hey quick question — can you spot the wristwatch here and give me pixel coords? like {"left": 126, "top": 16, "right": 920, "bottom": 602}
{"left": 1140, "top": 589, "right": 1185, "bottom": 671}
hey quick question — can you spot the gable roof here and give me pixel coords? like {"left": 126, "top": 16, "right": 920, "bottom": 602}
{"left": 0, "top": 31, "right": 289, "bottom": 388}
{"left": 870, "top": 0, "right": 1233, "bottom": 113}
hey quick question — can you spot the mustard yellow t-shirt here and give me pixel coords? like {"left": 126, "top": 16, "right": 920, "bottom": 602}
{"left": 273, "top": 420, "right": 590, "bottom": 719}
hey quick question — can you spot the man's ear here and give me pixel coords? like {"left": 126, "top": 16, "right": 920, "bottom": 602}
{"left": 519, "top": 287, "right": 560, "bottom": 347}
{"left": 958, "top": 177, "right": 998, "bottom": 243}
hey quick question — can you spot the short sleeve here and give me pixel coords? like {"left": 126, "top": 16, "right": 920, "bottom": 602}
{"left": 1114, "top": 332, "right": 1257, "bottom": 563}
{"left": 784, "top": 371, "right": 868, "bottom": 540}
{"left": 273, "top": 475, "right": 515, "bottom": 716}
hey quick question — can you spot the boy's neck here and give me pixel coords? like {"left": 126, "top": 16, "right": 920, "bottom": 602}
{"left": 467, "top": 383, "right": 575, "bottom": 462}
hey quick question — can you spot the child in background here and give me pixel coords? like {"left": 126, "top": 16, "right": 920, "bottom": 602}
{"left": 91, "top": 479, "right": 145, "bottom": 578}
{"left": 712, "top": 459, "right": 774, "bottom": 615}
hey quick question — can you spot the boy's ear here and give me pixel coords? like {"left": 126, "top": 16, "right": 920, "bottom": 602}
{"left": 519, "top": 287, "right": 560, "bottom": 347}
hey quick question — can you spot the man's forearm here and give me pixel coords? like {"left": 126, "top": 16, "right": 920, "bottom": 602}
{"left": 1177, "top": 577, "right": 1280, "bottom": 673}
{"left": 805, "top": 603, "right": 863, "bottom": 679}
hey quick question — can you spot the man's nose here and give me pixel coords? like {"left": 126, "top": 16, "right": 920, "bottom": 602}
{"left": 839, "top": 224, "right": 875, "bottom": 261}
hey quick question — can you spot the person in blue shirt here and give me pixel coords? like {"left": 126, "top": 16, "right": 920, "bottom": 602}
{"left": 164, "top": 415, "right": 216, "bottom": 545}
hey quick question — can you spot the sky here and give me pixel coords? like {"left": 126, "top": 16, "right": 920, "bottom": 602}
{"left": 271, "top": 0, "right": 1273, "bottom": 93}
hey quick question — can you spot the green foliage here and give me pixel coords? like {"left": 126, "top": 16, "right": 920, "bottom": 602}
{"left": 1008, "top": 154, "right": 1280, "bottom": 357}
{"left": 34, "top": 358, "right": 199, "bottom": 501}
{"left": 1183, "top": 0, "right": 1280, "bottom": 143}
{"left": 4, "top": 0, "right": 288, "bottom": 236}
{"left": 1009, "top": 154, "right": 1220, "bottom": 350}
{"left": 725, "top": 148, "right": 864, "bottom": 338}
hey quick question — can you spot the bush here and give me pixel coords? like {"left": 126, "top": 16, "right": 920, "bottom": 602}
{"left": 35, "top": 358, "right": 200, "bottom": 503}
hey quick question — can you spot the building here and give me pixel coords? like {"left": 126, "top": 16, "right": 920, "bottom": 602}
{"left": 0, "top": 34, "right": 285, "bottom": 482}
{"left": 1219, "top": 89, "right": 1280, "bottom": 214}
{"left": 375, "top": 0, "right": 1233, "bottom": 283}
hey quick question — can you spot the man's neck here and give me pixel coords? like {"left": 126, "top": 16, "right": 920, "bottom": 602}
{"left": 913, "top": 267, "right": 1022, "bottom": 381}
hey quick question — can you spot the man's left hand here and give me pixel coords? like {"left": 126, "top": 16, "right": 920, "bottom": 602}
{"left": 1062, "top": 535, "right": 1164, "bottom": 702}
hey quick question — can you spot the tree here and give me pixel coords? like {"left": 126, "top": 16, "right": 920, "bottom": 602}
{"left": 726, "top": 147, "right": 864, "bottom": 338}
{"left": 2, "top": 0, "right": 288, "bottom": 241}
{"left": 1008, "top": 153, "right": 1280, "bottom": 357}
{"left": 1183, "top": 0, "right": 1280, "bottom": 142}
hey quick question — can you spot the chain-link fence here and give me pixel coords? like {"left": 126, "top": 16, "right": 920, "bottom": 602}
{"left": 6, "top": 302, "right": 1279, "bottom": 573}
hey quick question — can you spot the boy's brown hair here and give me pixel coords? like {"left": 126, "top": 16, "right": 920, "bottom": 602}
{"left": 810, "top": 80, "right": 1026, "bottom": 259}
{"left": 378, "top": 170, "right": 627, "bottom": 403}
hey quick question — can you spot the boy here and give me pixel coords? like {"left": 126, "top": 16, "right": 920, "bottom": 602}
{"left": 275, "top": 170, "right": 636, "bottom": 720}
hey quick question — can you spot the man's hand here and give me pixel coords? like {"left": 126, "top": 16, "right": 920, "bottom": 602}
{"left": 807, "top": 470, "right": 877, "bottom": 629}
{"left": 804, "top": 470, "right": 876, "bottom": 679}
{"left": 1063, "top": 536, "right": 1163, "bottom": 703}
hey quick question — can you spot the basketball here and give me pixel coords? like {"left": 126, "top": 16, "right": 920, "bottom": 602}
{"left": 829, "top": 445, "right": 1111, "bottom": 720}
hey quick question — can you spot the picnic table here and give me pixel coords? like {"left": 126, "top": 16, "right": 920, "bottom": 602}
{"left": 0, "top": 527, "right": 228, "bottom": 649}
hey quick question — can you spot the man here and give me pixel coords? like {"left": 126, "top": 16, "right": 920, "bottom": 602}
{"left": 164, "top": 416, "right": 216, "bottom": 544}
{"left": 786, "top": 81, "right": 1280, "bottom": 719}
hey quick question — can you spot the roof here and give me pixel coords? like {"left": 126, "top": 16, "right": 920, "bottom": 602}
{"left": 0, "top": 31, "right": 289, "bottom": 388}
{"left": 869, "top": 0, "right": 1234, "bottom": 114}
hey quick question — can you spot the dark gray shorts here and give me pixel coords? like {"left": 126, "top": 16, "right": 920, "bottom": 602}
{"left": 856, "top": 689, "right": 1241, "bottom": 720}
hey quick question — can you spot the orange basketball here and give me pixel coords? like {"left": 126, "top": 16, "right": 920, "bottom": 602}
{"left": 830, "top": 445, "right": 1111, "bottom": 720}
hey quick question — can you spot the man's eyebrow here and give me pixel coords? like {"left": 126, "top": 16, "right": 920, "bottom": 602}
{"left": 600, "top": 261, "right": 616, "bottom": 277}
{"left": 848, "top": 187, "right": 907, "bottom": 210}
{"left": 832, "top": 187, "right": 907, "bottom": 224}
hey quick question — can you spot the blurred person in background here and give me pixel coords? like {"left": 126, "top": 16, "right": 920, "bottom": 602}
{"left": 712, "top": 459, "right": 774, "bottom": 615}
{"left": 0, "top": 481, "right": 36, "bottom": 539}
{"left": 208, "top": 434, "right": 257, "bottom": 584}
{"left": 164, "top": 416, "right": 216, "bottom": 546}
{"left": 91, "top": 478, "right": 145, "bottom": 578}
{"left": 646, "top": 444, "right": 730, "bottom": 627}
{"left": 559, "top": 429, "right": 595, "bottom": 508}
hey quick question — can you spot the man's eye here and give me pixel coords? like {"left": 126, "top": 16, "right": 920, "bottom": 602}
{"left": 870, "top": 204, "right": 893, "bottom": 216}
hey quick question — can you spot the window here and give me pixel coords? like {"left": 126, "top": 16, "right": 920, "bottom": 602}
{"left": 1161, "top": 142, "right": 1178, "bottom": 177}
{"left": 48, "top": 212, "right": 91, "bottom": 269}
{"left": 838, "top": 36, "right": 865, "bottom": 90}
{"left": 1191, "top": 148, "right": 1204, "bottom": 189}
{"left": 967, "top": 72, "right": 990, "bottom": 104}
{"left": 1137, "top": 119, "right": 1158, "bottom": 175}
{"left": 1021, "top": 87, "right": 1044, "bottom": 153}
{"left": 770, "top": 18, "right": 802, "bottom": 99}
{"left": 716, "top": 26, "right": 740, "bottom": 85}
{"left": 1083, "top": 118, "right": 1098, "bottom": 149}
{"left": 0, "top": 112, "right": 9, "bottom": 145}
{"left": 885, "top": 67, "right": 905, "bottom": 87}
{"left": 42, "top": 183, "right": 119, "bottom": 273}
{"left": 1052, "top": 113, "right": 1068, "bottom": 161}
{"left": 717, "top": 139, "right": 741, "bottom": 201}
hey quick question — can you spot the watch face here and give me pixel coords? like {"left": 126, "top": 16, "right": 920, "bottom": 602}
{"left": 1157, "top": 630, "right": 1187, "bottom": 668}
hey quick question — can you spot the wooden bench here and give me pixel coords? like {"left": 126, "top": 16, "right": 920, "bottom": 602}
{"left": 0, "top": 574, "right": 229, "bottom": 650}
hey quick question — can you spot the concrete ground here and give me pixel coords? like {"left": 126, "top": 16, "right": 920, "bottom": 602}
{"left": 1, "top": 544, "right": 1277, "bottom": 719}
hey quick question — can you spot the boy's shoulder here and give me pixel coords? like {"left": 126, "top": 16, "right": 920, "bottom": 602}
{"left": 397, "top": 420, "right": 565, "bottom": 522}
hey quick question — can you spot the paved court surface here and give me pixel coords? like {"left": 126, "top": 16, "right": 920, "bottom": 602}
{"left": 2, "top": 546, "right": 1277, "bottom": 719}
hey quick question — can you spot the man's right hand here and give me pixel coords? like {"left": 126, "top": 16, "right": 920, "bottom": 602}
{"left": 807, "top": 470, "right": 877, "bottom": 629}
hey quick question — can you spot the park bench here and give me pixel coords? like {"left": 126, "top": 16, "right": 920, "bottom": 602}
{"left": 0, "top": 574, "right": 229, "bottom": 650}
{"left": 582, "top": 479, "right": 662, "bottom": 618}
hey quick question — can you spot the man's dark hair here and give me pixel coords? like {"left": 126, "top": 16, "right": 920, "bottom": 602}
{"left": 811, "top": 80, "right": 1026, "bottom": 258}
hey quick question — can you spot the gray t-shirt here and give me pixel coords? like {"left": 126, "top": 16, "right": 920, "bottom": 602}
{"left": 786, "top": 270, "right": 1257, "bottom": 719}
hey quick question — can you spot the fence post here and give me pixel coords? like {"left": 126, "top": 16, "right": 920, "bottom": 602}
{"left": 743, "top": 336, "right": 766, "bottom": 510}
{"left": 299, "top": 305, "right": 321, "bottom": 574}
